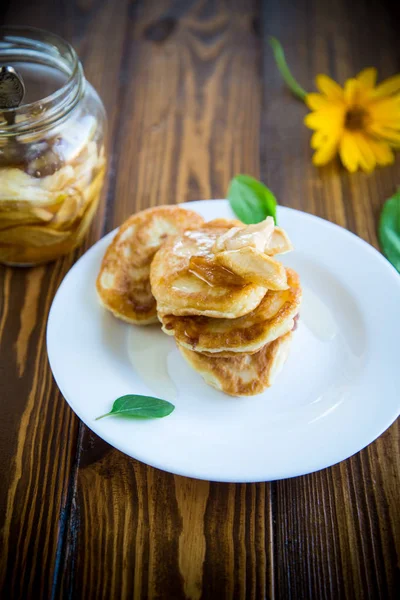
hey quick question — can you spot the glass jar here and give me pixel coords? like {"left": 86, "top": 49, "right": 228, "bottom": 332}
{"left": 0, "top": 27, "right": 107, "bottom": 265}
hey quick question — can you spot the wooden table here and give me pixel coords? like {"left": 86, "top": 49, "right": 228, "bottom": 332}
{"left": 1, "top": 1, "right": 399, "bottom": 598}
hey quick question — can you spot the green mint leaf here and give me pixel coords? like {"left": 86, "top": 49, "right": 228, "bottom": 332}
{"left": 269, "top": 37, "right": 307, "bottom": 101}
{"left": 378, "top": 191, "right": 400, "bottom": 273}
{"left": 228, "top": 174, "right": 278, "bottom": 225}
{"left": 95, "top": 394, "right": 175, "bottom": 420}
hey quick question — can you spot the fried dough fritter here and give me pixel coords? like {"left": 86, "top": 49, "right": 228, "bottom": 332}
{"left": 96, "top": 206, "right": 204, "bottom": 324}
{"left": 160, "top": 268, "right": 301, "bottom": 355}
{"left": 150, "top": 220, "right": 268, "bottom": 319}
{"left": 178, "top": 332, "right": 293, "bottom": 396}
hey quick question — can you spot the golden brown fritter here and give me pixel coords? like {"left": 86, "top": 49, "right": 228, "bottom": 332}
{"left": 96, "top": 206, "right": 204, "bottom": 324}
{"left": 150, "top": 221, "right": 268, "bottom": 319}
{"left": 160, "top": 268, "right": 301, "bottom": 355}
{"left": 178, "top": 332, "right": 293, "bottom": 396}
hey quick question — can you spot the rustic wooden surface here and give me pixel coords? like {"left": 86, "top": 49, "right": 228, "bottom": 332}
{"left": 0, "top": 0, "right": 399, "bottom": 598}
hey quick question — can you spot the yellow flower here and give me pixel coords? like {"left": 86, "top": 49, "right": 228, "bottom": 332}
{"left": 304, "top": 69, "right": 400, "bottom": 172}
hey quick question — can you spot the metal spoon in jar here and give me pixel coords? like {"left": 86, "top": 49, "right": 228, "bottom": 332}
{"left": 0, "top": 65, "right": 25, "bottom": 125}
{"left": 0, "top": 66, "right": 26, "bottom": 166}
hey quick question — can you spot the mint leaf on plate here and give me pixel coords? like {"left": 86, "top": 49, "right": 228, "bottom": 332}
{"left": 96, "top": 394, "right": 175, "bottom": 420}
{"left": 228, "top": 174, "right": 278, "bottom": 225}
{"left": 379, "top": 192, "right": 400, "bottom": 273}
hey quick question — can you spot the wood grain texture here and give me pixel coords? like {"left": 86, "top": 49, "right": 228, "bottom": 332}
{"left": 262, "top": 1, "right": 400, "bottom": 598}
{"left": 0, "top": 0, "right": 399, "bottom": 599}
{"left": 0, "top": 0, "right": 133, "bottom": 598}
{"left": 58, "top": 2, "right": 273, "bottom": 599}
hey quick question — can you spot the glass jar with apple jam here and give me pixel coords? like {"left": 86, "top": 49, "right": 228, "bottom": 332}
{"left": 0, "top": 27, "right": 107, "bottom": 265}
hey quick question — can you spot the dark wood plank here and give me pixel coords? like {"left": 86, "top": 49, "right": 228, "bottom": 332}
{"left": 0, "top": 1, "right": 133, "bottom": 598}
{"left": 262, "top": 0, "right": 400, "bottom": 597}
{"left": 0, "top": 0, "right": 399, "bottom": 598}
{"left": 57, "top": 2, "right": 272, "bottom": 599}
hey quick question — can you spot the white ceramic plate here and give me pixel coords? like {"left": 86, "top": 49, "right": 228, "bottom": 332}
{"left": 47, "top": 200, "right": 400, "bottom": 482}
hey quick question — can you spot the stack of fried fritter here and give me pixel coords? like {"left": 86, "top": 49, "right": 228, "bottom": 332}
{"left": 97, "top": 206, "right": 302, "bottom": 396}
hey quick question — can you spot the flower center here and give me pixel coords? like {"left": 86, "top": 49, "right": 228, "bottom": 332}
{"left": 345, "top": 106, "right": 368, "bottom": 131}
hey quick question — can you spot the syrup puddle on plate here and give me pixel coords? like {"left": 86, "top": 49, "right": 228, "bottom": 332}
{"left": 127, "top": 325, "right": 177, "bottom": 401}
{"left": 300, "top": 285, "right": 338, "bottom": 341}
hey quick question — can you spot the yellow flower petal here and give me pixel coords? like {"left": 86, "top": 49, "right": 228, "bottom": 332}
{"left": 356, "top": 68, "right": 377, "bottom": 89}
{"left": 371, "top": 117, "right": 400, "bottom": 130}
{"left": 310, "top": 130, "right": 326, "bottom": 149}
{"left": 372, "top": 74, "right": 400, "bottom": 98}
{"left": 305, "top": 93, "right": 333, "bottom": 110}
{"left": 353, "top": 134, "right": 376, "bottom": 172}
{"left": 368, "top": 96, "right": 400, "bottom": 123}
{"left": 339, "top": 133, "right": 361, "bottom": 172}
{"left": 369, "top": 110, "right": 400, "bottom": 124}
{"left": 344, "top": 78, "right": 362, "bottom": 104}
{"left": 315, "top": 75, "right": 344, "bottom": 100}
{"left": 365, "top": 138, "right": 395, "bottom": 166}
{"left": 304, "top": 112, "right": 328, "bottom": 130}
{"left": 368, "top": 94, "right": 400, "bottom": 109}
{"left": 312, "top": 136, "right": 340, "bottom": 166}
{"left": 368, "top": 123, "right": 400, "bottom": 144}
{"left": 304, "top": 106, "right": 345, "bottom": 131}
